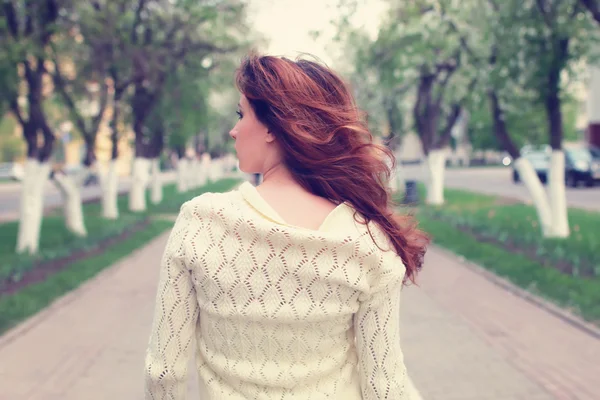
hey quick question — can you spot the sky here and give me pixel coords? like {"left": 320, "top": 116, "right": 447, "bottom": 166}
{"left": 209, "top": 0, "right": 387, "bottom": 111}
{"left": 246, "top": 0, "right": 387, "bottom": 68}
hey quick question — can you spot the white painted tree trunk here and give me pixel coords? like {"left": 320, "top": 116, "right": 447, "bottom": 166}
{"left": 129, "top": 157, "right": 151, "bottom": 212}
{"left": 201, "top": 154, "right": 211, "bottom": 185}
{"left": 16, "top": 160, "right": 50, "bottom": 254}
{"left": 514, "top": 157, "right": 553, "bottom": 236}
{"left": 425, "top": 149, "right": 447, "bottom": 205}
{"left": 389, "top": 166, "right": 398, "bottom": 192}
{"left": 547, "top": 150, "right": 570, "bottom": 238}
{"left": 150, "top": 158, "right": 163, "bottom": 204}
{"left": 209, "top": 158, "right": 222, "bottom": 182}
{"left": 176, "top": 158, "right": 188, "bottom": 193}
{"left": 53, "top": 172, "right": 87, "bottom": 237}
{"left": 188, "top": 158, "right": 199, "bottom": 189}
{"left": 394, "top": 165, "right": 406, "bottom": 194}
{"left": 100, "top": 160, "right": 119, "bottom": 220}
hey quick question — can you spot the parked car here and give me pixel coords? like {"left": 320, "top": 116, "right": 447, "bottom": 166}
{"left": 565, "top": 146, "right": 600, "bottom": 187}
{"left": 512, "top": 146, "right": 600, "bottom": 187}
{"left": 512, "top": 150, "right": 549, "bottom": 183}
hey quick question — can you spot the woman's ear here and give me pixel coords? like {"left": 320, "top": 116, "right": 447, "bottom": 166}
{"left": 265, "top": 130, "right": 276, "bottom": 143}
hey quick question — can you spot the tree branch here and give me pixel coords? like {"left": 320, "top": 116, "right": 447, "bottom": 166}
{"left": 9, "top": 98, "right": 26, "bottom": 127}
{"left": 91, "top": 81, "right": 110, "bottom": 134}
{"left": 24, "top": 0, "right": 33, "bottom": 36}
{"left": 535, "top": 0, "right": 554, "bottom": 28}
{"left": 489, "top": 90, "right": 520, "bottom": 158}
{"left": 51, "top": 58, "right": 90, "bottom": 139}
{"left": 131, "top": 0, "right": 147, "bottom": 44}
{"left": 580, "top": 0, "right": 600, "bottom": 24}
{"left": 433, "top": 66, "right": 456, "bottom": 110}
{"left": 2, "top": 1, "right": 19, "bottom": 37}
{"left": 434, "top": 104, "right": 461, "bottom": 149}
{"left": 39, "top": 0, "right": 59, "bottom": 46}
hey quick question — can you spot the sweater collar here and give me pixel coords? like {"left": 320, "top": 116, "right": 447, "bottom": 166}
{"left": 237, "top": 181, "right": 351, "bottom": 231}
{"left": 238, "top": 181, "right": 287, "bottom": 225}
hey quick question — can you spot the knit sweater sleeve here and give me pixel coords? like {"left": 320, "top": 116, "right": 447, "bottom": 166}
{"left": 145, "top": 201, "right": 200, "bottom": 399}
{"left": 354, "top": 257, "right": 409, "bottom": 400}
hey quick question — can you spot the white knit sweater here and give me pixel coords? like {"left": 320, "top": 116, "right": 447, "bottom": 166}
{"left": 145, "top": 182, "right": 409, "bottom": 399}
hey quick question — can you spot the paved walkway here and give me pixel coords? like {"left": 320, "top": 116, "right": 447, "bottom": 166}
{"left": 0, "top": 231, "right": 598, "bottom": 399}
{"left": 402, "top": 248, "right": 600, "bottom": 400}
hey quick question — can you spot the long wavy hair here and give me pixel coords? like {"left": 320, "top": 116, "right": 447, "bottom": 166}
{"left": 235, "top": 53, "right": 429, "bottom": 284}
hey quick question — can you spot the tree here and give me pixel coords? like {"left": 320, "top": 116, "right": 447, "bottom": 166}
{"left": 48, "top": 14, "right": 112, "bottom": 234}
{"left": 350, "top": 0, "right": 476, "bottom": 204}
{"left": 1, "top": 0, "right": 64, "bottom": 253}
{"left": 461, "top": 0, "right": 598, "bottom": 238}
{"left": 122, "top": 0, "right": 247, "bottom": 212}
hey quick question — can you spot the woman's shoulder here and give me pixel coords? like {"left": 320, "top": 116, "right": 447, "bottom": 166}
{"left": 180, "top": 186, "right": 245, "bottom": 217}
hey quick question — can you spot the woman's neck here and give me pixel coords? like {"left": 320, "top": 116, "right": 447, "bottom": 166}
{"left": 260, "top": 163, "right": 297, "bottom": 188}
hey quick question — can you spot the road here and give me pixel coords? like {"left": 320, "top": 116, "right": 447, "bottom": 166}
{"left": 1, "top": 166, "right": 598, "bottom": 221}
{"left": 402, "top": 165, "right": 600, "bottom": 211}
{"left": 0, "top": 171, "right": 176, "bottom": 223}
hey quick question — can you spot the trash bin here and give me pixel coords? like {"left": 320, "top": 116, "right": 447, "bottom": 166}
{"left": 403, "top": 180, "right": 419, "bottom": 205}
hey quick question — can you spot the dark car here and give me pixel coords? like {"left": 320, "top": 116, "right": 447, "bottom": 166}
{"left": 512, "top": 151, "right": 549, "bottom": 183}
{"left": 565, "top": 146, "right": 600, "bottom": 187}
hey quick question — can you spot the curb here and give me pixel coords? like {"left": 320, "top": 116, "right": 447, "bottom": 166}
{"left": 432, "top": 244, "right": 600, "bottom": 341}
{"left": 0, "top": 232, "right": 170, "bottom": 350}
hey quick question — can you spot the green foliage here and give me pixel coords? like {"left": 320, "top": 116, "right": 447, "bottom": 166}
{"left": 0, "top": 176, "right": 241, "bottom": 333}
{"left": 464, "top": 0, "right": 598, "bottom": 149}
{"left": 416, "top": 185, "right": 600, "bottom": 323}
{"left": 467, "top": 94, "right": 583, "bottom": 150}
{"left": 0, "top": 219, "right": 173, "bottom": 334}
{"left": 336, "top": 0, "right": 599, "bottom": 152}
{"left": 417, "top": 214, "right": 600, "bottom": 323}
{"left": 0, "top": 114, "right": 24, "bottom": 161}
{"left": 0, "top": 178, "right": 240, "bottom": 289}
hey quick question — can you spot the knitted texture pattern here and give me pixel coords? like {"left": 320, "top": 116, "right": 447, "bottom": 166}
{"left": 145, "top": 182, "right": 408, "bottom": 399}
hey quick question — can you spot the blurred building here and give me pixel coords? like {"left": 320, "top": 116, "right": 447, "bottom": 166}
{"left": 586, "top": 62, "right": 600, "bottom": 147}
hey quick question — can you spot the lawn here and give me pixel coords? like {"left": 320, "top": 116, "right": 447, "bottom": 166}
{"left": 0, "top": 178, "right": 241, "bottom": 291}
{"left": 0, "top": 177, "right": 241, "bottom": 334}
{"left": 0, "top": 219, "right": 173, "bottom": 334}
{"left": 411, "top": 185, "right": 600, "bottom": 324}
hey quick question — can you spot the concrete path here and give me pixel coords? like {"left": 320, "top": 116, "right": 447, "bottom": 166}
{"left": 0, "top": 231, "right": 598, "bottom": 399}
{"left": 402, "top": 247, "right": 600, "bottom": 400}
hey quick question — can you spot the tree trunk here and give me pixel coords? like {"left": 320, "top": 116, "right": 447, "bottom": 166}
{"left": 389, "top": 164, "right": 399, "bottom": 192}
{"left": 209, "top": 157, "right": 223, "bottom": 182}
{"left": 129, "top": 157, "right": 151, "bottom": 212}
{"left": 100, "top": 160, "right": 119, "bottom": 219}
{"left": 394, "top": 163, "right": 406, "bottom": 194}
{"left": 425, "top": 149, "right": 446, "bottom": 205}
{"left": 186, "top": 157, "right": 197, "bottom": 189}
{"left": 544, "top": 61, "right": 570, "bottom": 237}
{"left": 201, "top": 153, "right": 211, "bottom": 185}
{"left": 16, "top": 159, "right": 50, "bottom": 254}
{"left": 177, "top": 157, "right": 189, "bottom": 193}
{"left": 513, "top": 157, "right": 553, "bottom": 236}
{"left": 548, "top": 150, "right": 570, "bottom": 238}
{"left": 150, "top": 158, "right": 163, "bottom": 204}
{"left": 580, "top": 0, "right": 600, "bottom": 25}
{"left": 53, "top": 172, "right": 87, "bottom": 236}
{"left": 488, "top": 91, "right": 520, "bottom": 159}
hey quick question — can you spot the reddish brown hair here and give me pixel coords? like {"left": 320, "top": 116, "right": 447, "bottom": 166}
{"left": 235, "top": 53, "right": 429, "bottom": 284}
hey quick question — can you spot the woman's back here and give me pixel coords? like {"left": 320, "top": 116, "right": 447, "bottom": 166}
{"left": 144, "top": 183, "right": 410, "bottom": 399}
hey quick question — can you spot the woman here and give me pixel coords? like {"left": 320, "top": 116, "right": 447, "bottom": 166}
{"left": 145, "top": 54, "right": 429, "bottom": 399}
